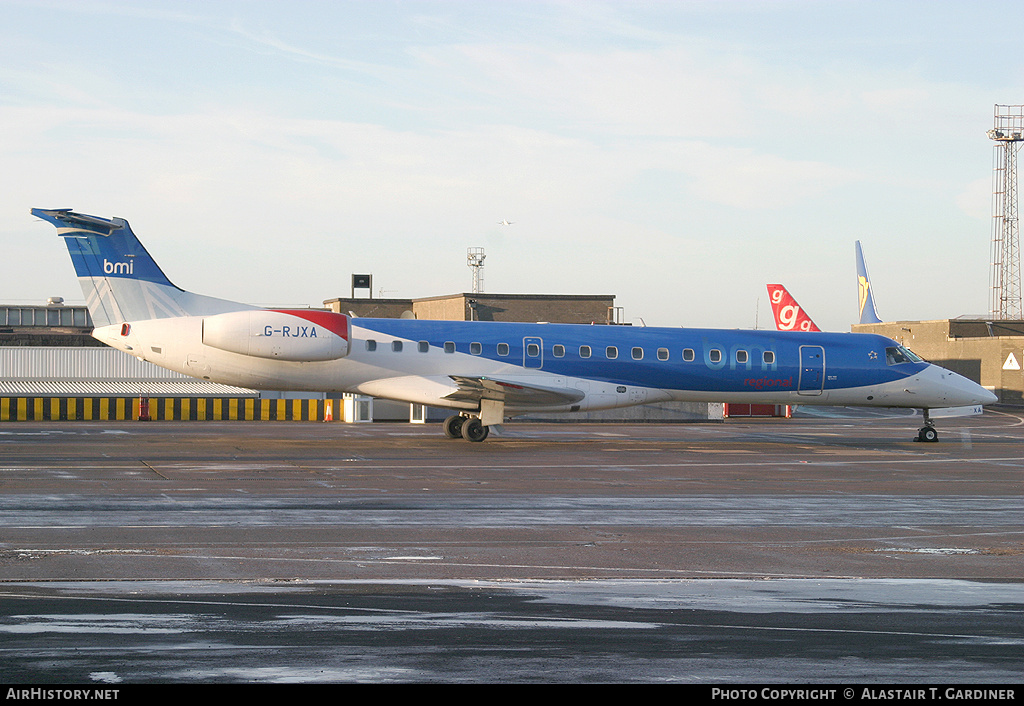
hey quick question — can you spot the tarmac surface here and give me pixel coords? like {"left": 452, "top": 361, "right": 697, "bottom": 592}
{"left": 0, "top": 408, "right": 1022, "bottom": 683}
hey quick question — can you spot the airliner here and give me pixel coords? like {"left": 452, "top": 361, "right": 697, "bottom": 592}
{"left": 770, "top": 241, "right": 881, "bottom": 331}
{"left": 857, "top": 240, "right": 883, "bottom": 324}
{"left": 767, "top": 284, "right": 821, "bottom": 332}
{"left": 33, "top": 208, "right": 996, "bottom": 442}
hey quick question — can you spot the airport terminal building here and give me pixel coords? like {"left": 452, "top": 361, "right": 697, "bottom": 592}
{"left": 324, "top": 292, "right": 619, "bottom": 324}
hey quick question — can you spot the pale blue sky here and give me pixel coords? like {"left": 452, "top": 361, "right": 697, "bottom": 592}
{"left": 2, "top": 0, "right": 1022, "bottom": 329}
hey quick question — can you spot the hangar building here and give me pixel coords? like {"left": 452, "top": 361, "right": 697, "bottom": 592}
{"left": 324, "top": 292, "right": 618, "bottom": 324}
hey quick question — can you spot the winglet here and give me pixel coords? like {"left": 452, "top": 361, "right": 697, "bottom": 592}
{"left": 856, "top": 241, "right": 882, "bottom": 324}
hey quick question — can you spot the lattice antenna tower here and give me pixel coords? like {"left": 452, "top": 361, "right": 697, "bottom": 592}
{"left": 467, "top": 247, "right": 486, "bottom": 294}
{"left": 988, "top": 105, "right": 1024, "bottom": 319}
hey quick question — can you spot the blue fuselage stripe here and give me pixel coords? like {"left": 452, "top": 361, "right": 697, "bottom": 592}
{"left": 353, "top": 319, "right": 919, "bottom": 393}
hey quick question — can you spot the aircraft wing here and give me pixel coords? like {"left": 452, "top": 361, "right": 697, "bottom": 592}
{"left": 445, "top": 375, "right": 585, "bottom": 407}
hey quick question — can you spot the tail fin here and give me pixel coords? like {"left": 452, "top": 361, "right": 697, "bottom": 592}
{"left": 766, "top": 284, "right": 821, "bottom": 332}
{"left": 32, "top": 208, "right": 252, "bottom": 327}
{"left": 855, "top": 240, "right": 882, "bottom": 324}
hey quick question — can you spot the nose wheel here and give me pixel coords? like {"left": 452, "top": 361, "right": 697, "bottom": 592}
{"left": 915, "top": 409, "right": 939, "bottom": 442}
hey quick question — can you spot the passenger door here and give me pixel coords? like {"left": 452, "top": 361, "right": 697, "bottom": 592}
{"left": 523, "top": 337, "right": 543, "bottom": 369}
{"left": 798, "top": 345, "right": 825, "bottom": 395}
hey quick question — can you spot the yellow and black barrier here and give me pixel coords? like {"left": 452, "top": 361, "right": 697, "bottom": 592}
{"left": 0, "top": 397, "right": 337, "bottom": 422}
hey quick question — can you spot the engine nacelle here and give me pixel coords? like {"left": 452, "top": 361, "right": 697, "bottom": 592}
{"left": 203, "top": 309, "right": 349, "bottom": 361}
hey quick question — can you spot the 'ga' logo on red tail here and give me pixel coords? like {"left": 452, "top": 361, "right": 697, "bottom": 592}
{"left": 767, "top": 284, "right": 821, "bottom": 332}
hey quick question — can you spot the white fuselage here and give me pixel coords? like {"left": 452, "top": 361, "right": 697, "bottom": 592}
{"left": 93, "top": 316, "right": 996, "bottom": 416}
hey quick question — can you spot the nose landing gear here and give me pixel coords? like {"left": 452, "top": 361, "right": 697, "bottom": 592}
{"left": 915, "top": 409, "right": 939, "bottom": 442}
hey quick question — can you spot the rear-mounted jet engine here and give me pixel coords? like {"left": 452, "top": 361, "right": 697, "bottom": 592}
{"left": 203, "top": 310, "right": 349, "bottom": 361}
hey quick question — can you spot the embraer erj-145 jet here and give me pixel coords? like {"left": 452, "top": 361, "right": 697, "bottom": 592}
{"left": 33, "top": 208, "right": 996, "bottom": 442}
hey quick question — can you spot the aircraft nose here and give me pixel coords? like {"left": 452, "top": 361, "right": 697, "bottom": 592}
{"left": 927, "top": 364, "right": 996, "bottom": 406}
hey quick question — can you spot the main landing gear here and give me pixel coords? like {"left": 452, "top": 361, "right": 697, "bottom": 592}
{"left": 443, "top": 414, "right": 490, "bottom": 442}
{"left": 915, "top": 409, "right": 939, "bottom": 443}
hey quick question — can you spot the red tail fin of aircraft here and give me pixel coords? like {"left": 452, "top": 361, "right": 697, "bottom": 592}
{"left": 766, "top": 284, "right": 821, "bottom": 332}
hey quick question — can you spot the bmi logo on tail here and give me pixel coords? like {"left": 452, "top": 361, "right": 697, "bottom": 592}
{"left": 103, "top": 259, "right": 133, "bottom": 275}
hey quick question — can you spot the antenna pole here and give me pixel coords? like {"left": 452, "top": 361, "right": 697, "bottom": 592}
{"left": 989, "top": 105, "right": 1024, "bottom": 319}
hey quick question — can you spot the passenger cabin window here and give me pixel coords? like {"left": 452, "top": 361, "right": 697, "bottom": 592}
{"left": 392, "top": 341, "right": 403, "bottom": 353}
{"left": 735, "top": 350, "right": 748, "bottom": 364}
{"left": 470, "top": 342, "right": 482, "bottom": 355}
{"left": 763, "top": 351, "right": 775, "bottom": 365}
{"left": 606, "top": 346, "right": 618, "bottom": 359}
{"left": 527, "top": 343, "right": 540, "bottom": 357}
{"left": 631, "top": 347, "right": 643, "bottom": 360}
{"left": 709, "top": 349, "right": 722, "bottom": 363}
{"left": 580, "top": 345, "right": 591, "bottom": 358}
{"left": 683, "top": 348, "right": 695, "bottom": 362}
{"left": 497, "top": 343, "right": 509, "bottom": 356}
{"left": 657, "top": 348, "right": 669, "bottom": 361}
{"left": 553, "top": 344, "right": 565, "bottom": 358}
{"left": 418, "top": 341, "right": 429, "bottom": 353}
{"left": 365, "top": 340, "right": 377, "bottom": 352}
{"left": 444, "top": 341, "right": 456, "bottom": 354}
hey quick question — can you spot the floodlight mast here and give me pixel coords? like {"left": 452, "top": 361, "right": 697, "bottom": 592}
{"left": 989, "top": 104, "right": 1024, "bottom": 319}
{"left": 467, "top": 247, "right": 485, "bottom": 294}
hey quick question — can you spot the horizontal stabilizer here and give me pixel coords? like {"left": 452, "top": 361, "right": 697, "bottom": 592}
{"left": 31, "top": 208, "right": 121, "bottom": 235}
{"left": 33, "top": 206, "right": 253, "bottom": 326}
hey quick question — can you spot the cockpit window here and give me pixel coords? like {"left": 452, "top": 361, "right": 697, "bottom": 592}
{"left": 885, "top": 345, "right": 923, "bottom": 365}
